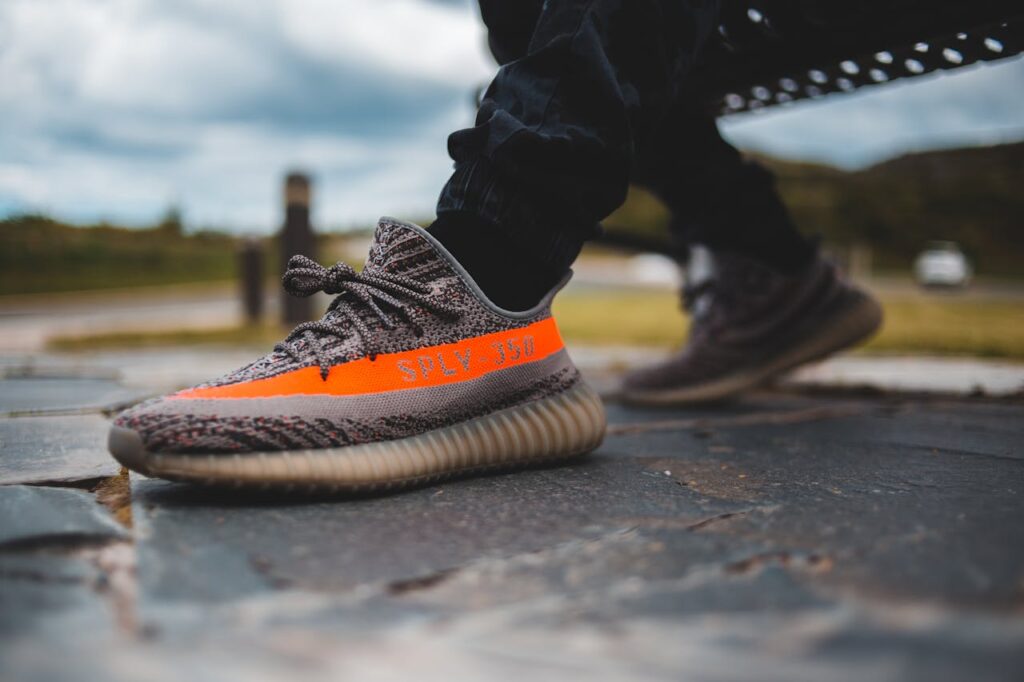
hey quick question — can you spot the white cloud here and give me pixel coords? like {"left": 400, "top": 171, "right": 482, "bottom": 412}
{"left": 0, "top": 0, "right": 1020, "bottom": 230}
{"left": 281, "top": 0, "right": 492, "bottom": 86}
{"left": 0, "top": 0, "right": 492, "bottom": 230}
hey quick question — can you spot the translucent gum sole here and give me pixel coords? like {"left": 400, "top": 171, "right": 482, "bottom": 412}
{"left": 109, "top": 382, "right": 607, "bottom": 493}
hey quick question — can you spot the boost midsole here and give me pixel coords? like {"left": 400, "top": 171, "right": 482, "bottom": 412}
{"left": 110, "top": 381, "right": 606, "bottom": 488}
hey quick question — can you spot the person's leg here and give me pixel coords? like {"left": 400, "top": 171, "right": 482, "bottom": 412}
{"left": 477, "top": 0, "right": 545, "bottom": 67}
{"left": 632, "top": 92, "right": 816, "bottom": 273}
{"left": 621, "top": 93, "right": 882, "bottom": 405}
{"left": 431, "top": 0, "right": 721, "bottom": 310}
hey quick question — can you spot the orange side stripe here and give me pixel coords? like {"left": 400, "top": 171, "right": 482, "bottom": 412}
{"left": 172, "top": 317, "right": 565, "bottom": 400}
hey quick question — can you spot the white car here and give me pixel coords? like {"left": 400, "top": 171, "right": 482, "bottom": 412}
{"left": 914, "top": 241, "right": 972, "bottom": 288}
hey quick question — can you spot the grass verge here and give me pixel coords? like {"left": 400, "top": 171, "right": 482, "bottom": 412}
{"left": 553, "top": 290, "right": 1024, "bottom": 359}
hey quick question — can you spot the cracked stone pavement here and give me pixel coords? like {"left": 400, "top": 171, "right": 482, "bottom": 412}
{"left": 1, "top": 350, "right": 1022, "bottom": 681}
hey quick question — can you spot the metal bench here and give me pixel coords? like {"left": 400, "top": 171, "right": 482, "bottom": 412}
{"left": 699, "top": 0, "right": 1023, "bottom": 115}
{"left": 596, "top": 1, "right": 1023, "bottom": 255}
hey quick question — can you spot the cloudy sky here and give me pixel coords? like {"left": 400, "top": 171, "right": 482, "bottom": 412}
{"left": 2, "top": 0, "right": 1022, "bottom": 232}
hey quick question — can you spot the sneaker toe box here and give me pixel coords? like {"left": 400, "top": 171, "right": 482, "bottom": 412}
{"left": 109, "top": 396, "right": 264, "bottom": 458}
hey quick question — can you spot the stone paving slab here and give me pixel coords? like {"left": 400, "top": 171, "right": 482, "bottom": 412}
{"left": 61, "top": 542, "right": 1024, "bottom": 682}
{"left": 0, "top": 377, "right": 150, "bottom": 416}
{"left": 112, "top": 392, "right": 1023, "bottom": 681}
{"left": 597, "top": 398, "right": 1019, "bottom": 612}
{"left": 1, "top": 371, "right": 1022, "bottom": 681}
{"left": 0, "top": 485, "right": 126, "bottom": 547}
{"left": 0, "top": 486, "right": 130, "bottom": 681}
{"left": 0, "top": 543, "right": 132, "bottom": 682}
{"left": 0, "top": 553, "right": 114, "bottom": 636}
{"left": 1, "top": 349, "right": 259, "bottom": 393}
{"left": 0, "top": 414, "right": 118, "bottom": 485}
{"left": 129, "top": 454, "right": 744, "bottom": 604}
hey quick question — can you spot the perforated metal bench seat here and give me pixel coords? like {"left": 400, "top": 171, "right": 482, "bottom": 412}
{"left": 700, "top": 0, "right": 1023, "bottom": 115}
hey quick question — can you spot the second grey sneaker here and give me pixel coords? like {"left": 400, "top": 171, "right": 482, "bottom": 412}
{"left": 620, "top": 247, "right": 882, "bottom": 405}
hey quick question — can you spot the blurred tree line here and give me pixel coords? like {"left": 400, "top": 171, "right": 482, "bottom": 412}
{"left": 1, "top": 142, "right": 1020, "bottom": 296}
{"left": 0, "top": 210, "right": 243, "bottom": 295}
{"left": 606, "top": 141, "right": 1023, "bottom": 276}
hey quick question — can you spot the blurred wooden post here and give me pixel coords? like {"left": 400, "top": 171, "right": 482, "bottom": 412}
{"left": 280, "top": 172, "right": 316, "bottom": 325}
{"left": 239, "top": 238, "right": 264, "bottom": 325}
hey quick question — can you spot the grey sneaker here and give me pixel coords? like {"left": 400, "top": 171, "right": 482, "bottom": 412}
{"left": 108, "top": 218, "right": 605, "bottom": 491}
{"left": 620, "top": 247, "right": 883, "bottom": 405}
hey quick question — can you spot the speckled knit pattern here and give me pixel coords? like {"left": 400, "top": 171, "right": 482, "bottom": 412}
{"left": 116, "top": 366, "right": 580, "bottom": 454}
{"left": 198, "top": 218, "right": 546, "bottom": 390}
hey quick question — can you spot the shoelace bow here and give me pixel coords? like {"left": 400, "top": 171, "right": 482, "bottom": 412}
{"left": 275, "top": 255, "right": 461, "bottom": 379}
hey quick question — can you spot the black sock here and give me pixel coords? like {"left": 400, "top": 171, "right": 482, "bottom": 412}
{"left": 429, "top": 212, "right": 564, "bottom": 311}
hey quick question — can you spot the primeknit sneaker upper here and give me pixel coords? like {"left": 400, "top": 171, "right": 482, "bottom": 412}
{"left": 621, "top": 246, "right": 882, "bottom": 403}
{"left": 112, "top": 218, "right": 583, "bottom": 455}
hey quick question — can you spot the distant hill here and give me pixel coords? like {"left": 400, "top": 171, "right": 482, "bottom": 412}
{"left": 0, "top": 214, "right": 243, "bottom": 295}
{"left": 605, "top": 141, "right": 1024, "bottom": 277}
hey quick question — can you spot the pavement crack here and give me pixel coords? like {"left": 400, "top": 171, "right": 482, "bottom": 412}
{"left": 80, "top": 541, "right": 139, "bottom": 635}
{"left": 0, "top": 566, "right": 85, "bottom": 585}
{"left": 685, "top": 509, "right": 754, "bottom": 532}
{"left": 94, "top": 468, "right": 133, "bottom": 528}
{"left": 725, "top": 550, "right": 834, "bottom": 577}
{"left": 0, "top": 399, "right": 147, "bottom": 419}
{"left": 18, "top": 476, "right": 111, "bottom": 490}
{"left": 607, "top": 404, "right": 869, "bottom": 436}
{"left": 2, "top": 408, "right": 100, "bottom": 418}
{"left": 897, "top": 442, "right": 1023, "bottom": 464}
{"left": 387, "top": 568, "right": 458, "bottom": 596}
{"left": 249, "top": 556, "right": 294, "bottom": 589}
{"left": 1, "top": 366, "right": 120, "bottom": 381}
{"left": 615, "top": 509, "right": 759, "bottom": 531}
{"left": 0, "top": 534, "right": 124, "bottom": 553}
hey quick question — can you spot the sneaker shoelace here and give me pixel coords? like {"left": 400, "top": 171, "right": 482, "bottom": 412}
{"left": 275, "top": 255, "right": 462, "bottom": 380}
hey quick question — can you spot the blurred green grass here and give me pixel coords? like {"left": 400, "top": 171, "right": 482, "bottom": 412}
{"left": 49, "top": 289, "right": 1024, "bottom": 360}
{"left": 1, "top": 214, "right": 241, "bottom": 295}
{"left": 604, "top": 142, "right": 1024, "bottom": 279}
{"left": 552, "top": 289, "right": 1024, "bottom": 359}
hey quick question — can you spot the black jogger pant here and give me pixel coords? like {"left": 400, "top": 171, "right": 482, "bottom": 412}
{"left": 436, "top": 0, "right": 815, "bottom": 276}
